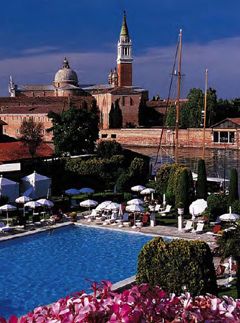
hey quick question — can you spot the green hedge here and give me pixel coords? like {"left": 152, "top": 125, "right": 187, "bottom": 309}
{"left": 137, "top": 237, "right": 217, "bottom": 296}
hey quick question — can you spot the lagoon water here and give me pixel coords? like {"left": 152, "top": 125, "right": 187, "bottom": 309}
{"left": 128, "top": 146, "right": 240, "bottom": 181}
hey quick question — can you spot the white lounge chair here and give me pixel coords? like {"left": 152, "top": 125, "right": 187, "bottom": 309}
{"left": 158, "top": 204, "right": 172, "bottom": 216}
{"left": 192, "top": 222, "right": 205, "bottom": 234}
{"left": 183, "top": 220, "right": 193, "bottom": 232}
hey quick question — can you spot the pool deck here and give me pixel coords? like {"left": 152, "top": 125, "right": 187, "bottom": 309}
{"left": 0, "top": 220, "right": 217, "bottom": 248}
{"left": 76, "top": 219, "right": 217, "bottom": 247}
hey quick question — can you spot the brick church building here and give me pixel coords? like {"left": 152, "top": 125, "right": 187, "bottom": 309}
{"left": 0, "top": 12, "right": 148, "bottom": 141}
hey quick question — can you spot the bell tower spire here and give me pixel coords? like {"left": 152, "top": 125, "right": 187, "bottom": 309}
{"left": 117, "top": 11, "right": 133, "bottom": 87}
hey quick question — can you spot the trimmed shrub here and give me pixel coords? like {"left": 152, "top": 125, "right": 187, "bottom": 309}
{"left": 137, "top": 237, "right": 217, "bottom": 296}
{"left": 96, "top": 140, "right": 122, "bottom": 158}
{"left": 231, "top": 200, "right": 240, "bottom": 214}
{"left": 129, "top": 157, "right": 149, "bottom": 180}
{"left": 115, "top": 173, "right": 133, "bottom": 192}
{"left": 229, "top": 168, "right": 239, "bottom": 204}
{"left": 207, "top": 194, "right": 228, "bottom": 220}
{"left": 175, "top": 168, "right": 189, "bottom": 212}
{"left": 155, "top": 163, "right": 173, "bottom": 194}
{"left": 196, "top": 159, "right": 207, "bottom": 199}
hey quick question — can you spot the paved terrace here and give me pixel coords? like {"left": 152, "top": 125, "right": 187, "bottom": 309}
{"left": 77, "top": 219, "right": 217, "bottom": 247}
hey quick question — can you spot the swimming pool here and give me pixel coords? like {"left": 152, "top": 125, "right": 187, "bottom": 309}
{"left": 0, "top": 226, "right": 153, "bottom": 318}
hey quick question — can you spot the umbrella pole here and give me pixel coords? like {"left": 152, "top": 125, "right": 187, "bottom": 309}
{"left": 6, "top": 211, "right": 9, "bottom": 227}
{"left": 132, "top": 212, "right": 136, "bottom": 229}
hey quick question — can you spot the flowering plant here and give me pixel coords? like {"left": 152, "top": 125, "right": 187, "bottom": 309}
{"left": 2, "top": 281, "right": 240, "bottom": 322}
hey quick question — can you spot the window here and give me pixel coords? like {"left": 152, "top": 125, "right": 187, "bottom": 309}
{"left": 111, "top": 134, "right": 116, "bottom": 139}
{"left": 122, "top": 96, "right": 125, "bottom": 106}
{"left": 101, "top": 134, "right": 108, "bottom": 138}
{"left": 130, "top": 97, "right": 133, "bottom": 106}
{"left": 213, "top": 131, "right": 235, "bottom": 143}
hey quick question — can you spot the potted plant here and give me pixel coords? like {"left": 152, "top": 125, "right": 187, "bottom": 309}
{"left": 177, "top": 202, "right": 184, "bottom": 215}
{"left": 70, "top": 211, "right": 77, "bottom": 222}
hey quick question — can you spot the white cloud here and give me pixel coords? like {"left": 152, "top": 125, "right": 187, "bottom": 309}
{"left": 0, "top": 37, "right": 240, "bottom": 98}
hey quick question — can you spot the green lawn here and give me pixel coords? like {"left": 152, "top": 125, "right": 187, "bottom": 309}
{"left": 218, "top": 285, "right": 238, "bottom": 299}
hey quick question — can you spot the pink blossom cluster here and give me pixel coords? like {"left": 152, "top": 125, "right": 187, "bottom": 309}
{"left": 1, "top": 281, "right": 240, "bottom": 322}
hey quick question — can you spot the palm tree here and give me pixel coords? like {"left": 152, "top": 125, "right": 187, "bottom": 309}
{"left": 217, "top": 222, "right": 240, "bottom": 298}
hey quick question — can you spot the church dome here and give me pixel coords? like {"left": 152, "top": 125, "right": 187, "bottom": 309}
{"left": 54, "top": 58, "right": 78, "bottom": 86}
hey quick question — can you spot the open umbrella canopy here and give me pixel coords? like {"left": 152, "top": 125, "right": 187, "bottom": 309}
{"left": 65, "top": 188, "right": 80, "bottom": 196}
{"left": 15, "top": 196, "right": 32, "bottom": 204}
{"left": 37, "top": 199, "right": 54, "bottom": 208}
{"left": 131, "top": 185, "right": 146, "bottom": 192}
{"left": 189, "top": 199, "right": 207, "bottom": 216}
{"left": 219, "top": 213, "right": 240, "bottom": 222}
{"left": 126, "top": 204, "right": 144, "bottom": 213}
{"left": 0, "top": 204, "right": 17, "bottom": 211}
{"left": 95, "top": 201, "right": 112, "bottom": 211}
{"left": 24, "top": 201, "right": 41, "bottom": 209}
{"left": 78, "top": 187, "right": 95, "bottom": 194}
{"left": 80, "top": 199, "right": 98, "bottom": 208}
{"left": 127, "top": 198, "right": 144, "bottom": 205}
{"left": 105, "top": 202, "right": 120, "bottom": 210}
{"left": 140, "top": 188, "right": 155, "bottom": 195}
{"left": 219, "top": 207, "right": 240, "bottom": 222}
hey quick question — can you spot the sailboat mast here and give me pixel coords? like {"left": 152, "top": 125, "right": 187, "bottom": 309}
{"left": 175, "top": 29, "right": 183, "bottom": 163}
{"left": 202, "top": 68, "right": 208, "bottom": 159}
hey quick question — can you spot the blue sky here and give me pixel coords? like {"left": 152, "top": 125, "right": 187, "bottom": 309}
{"left": 0, "top": 0, "right": 240, "bottom": 98}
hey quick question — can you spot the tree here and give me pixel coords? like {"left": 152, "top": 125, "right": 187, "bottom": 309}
{"left": 109, "top": 100, "right": 122, "bottom": 128}
{"left": 186, "top": 88, "right": 204, "bottom": 128}
{"left": 19, "top": 118, "right": 43, "bottom": 158}
{"left": 228, "top": 168, "right": 239, "bottom": 204}
{"left": 217, "top": 223, "right": 240, "bottom": 298}
{"left": 96, "top": 140, "right": 122, "bottom": 158}
{"left": 175, "top": 168, "right": 189, "bottom": 211}
{"left": 137, "top": 238, "right": 217, "bottom": 296}
{"left": 196, "top": 159, "right": 207, "bottom": 199}
{"left": 48, "top": 104, "right": 99, "bottom": 155}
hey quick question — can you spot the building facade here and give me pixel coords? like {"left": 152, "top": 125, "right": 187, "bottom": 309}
{"left": 2, "top": 12, "right": 147, "bottom": 140}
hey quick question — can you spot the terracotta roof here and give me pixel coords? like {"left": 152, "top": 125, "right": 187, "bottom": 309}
{"left": 0, "top": 120, "right": 7, "bottom": 125}
{"left": 0, "top": 142, "right": 54, "bottom": 163}
{"left": 0, "top": 96, "right": 95, "bottom": 115}
{"left": 227, "top": 118, "right": 240, "bottom": 125}
{"left": 211, "top": 118, "right": 240, "bottom": 128}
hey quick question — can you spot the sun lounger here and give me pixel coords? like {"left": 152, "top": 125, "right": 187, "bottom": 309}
{"left": 158, "top": 205, "right": 172, "bottom": 216}
{"left": 192, "top": 222, "right": 205, "bottom": 234}
{"left": 183, "top": 220, "right": 193, "bottom": 232}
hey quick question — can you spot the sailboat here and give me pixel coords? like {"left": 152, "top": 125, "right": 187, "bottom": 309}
{"left": 152, "top": 29, "right": 183, "bottom": 174}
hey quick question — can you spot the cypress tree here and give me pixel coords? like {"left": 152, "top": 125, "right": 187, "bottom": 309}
{"left": 109, "top": 103, "right": 115, "bottom": 128}
{"left": 175, "top": 168, "right": 189, "bottom": 211}
{"left": 196, "top": 159, "right": 207, "bottom": 199}
{"left": 229, "top": 168, "right": 239, "bottom": 204}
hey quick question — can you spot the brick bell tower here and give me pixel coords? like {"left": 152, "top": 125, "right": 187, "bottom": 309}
{"left": 117, "top": 11, "right": 133, "bottom": 87}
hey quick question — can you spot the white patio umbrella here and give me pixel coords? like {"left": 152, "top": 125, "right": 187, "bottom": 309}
{"left": 105, "top": 202, "right": 120, "bottom": 210}
{"left": 219, "top": 207, "right": 240, "bottom": 222}
{"left": 24, "top": 201, "right": 41, "bottom": 209}
{"left": 127, "top": 198, "right": 144, "bottom": 205}
{"left": 37, "top": 198, "right": 54, "bottom": 208}
{"left": 0, "top": 204, "right": 17, "bottom": 226}
{"left": 65, "top": 188, "right": 80, "bottom": 196}
{"left": 125, "top": 204, "right": 144, "bottom": 229}
{"left": 80, "top": 199, "right": 98, "bottom": 208}
{"left": 126, "top": 204, "right": 144, "bottom": 213}
{"left": 15, "top": 196, "right": 32, "bottom": 204}
{"left": 140, "top": 188, "right": 155, "bottom": 195}
{"left": 79, "top": 187, "right": 95, "bottom": 194}
{"left": 95, "top": 201, "right": 112, "bottom": 211}
{"left": 189, "top": 199, "right": 207, "bottom": 217}
{"left": 131, "top": 185, "right": 146, "bottom": 192}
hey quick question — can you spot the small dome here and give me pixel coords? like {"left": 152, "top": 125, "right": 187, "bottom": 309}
{"left": 54, "top": 58, "right": 78, "bottom": 86}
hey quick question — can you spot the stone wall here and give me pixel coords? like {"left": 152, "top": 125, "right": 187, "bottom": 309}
{"left": 99, "top": 128, "right": 240, "bottom": 149}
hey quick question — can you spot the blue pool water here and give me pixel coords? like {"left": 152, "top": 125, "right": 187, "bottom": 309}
{"left": 0, "top": 226, "right": 153, "bottom": 318}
